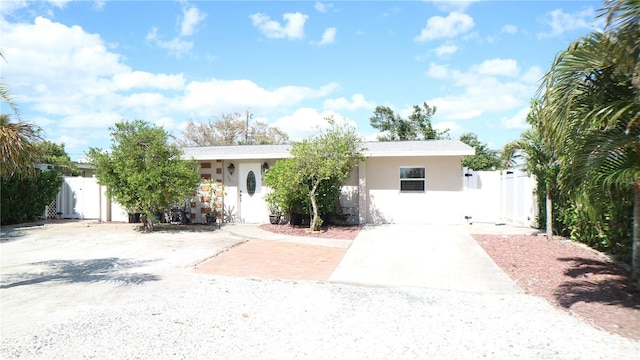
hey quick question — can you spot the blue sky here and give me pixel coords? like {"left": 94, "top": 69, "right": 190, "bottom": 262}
{"left": 1, "top": 0, "right": 603, "bottom": 160}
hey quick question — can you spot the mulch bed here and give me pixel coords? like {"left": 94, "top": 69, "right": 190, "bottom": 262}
{"left": 259, "top": 224, "right": 363, "bottom": 240}
{"left": 473, "top": 234, "right": 640, "bottom": 341}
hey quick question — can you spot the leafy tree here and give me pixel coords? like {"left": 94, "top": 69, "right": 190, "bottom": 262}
{"left": 179, "top": 113, "right": 289, "bottom": 146}
{"left": 459, "top": 132, "right": 501, "bottom": 171}
{"left": 537, "top": 0, "right": 640, "bottom": 285}
{"left": 88, "top": 120, "right": 200, "bottom": 231}
{"left": 264, "top": 159, "right": 341, "bottom": 220}
{"left": 264, "top": 158, "right": 309, "bottom": 216}
{"left": 370, "top": 102, "right": 448, "bottom": 141}
{"left": 289, "top": 117, "right": 366, "bottom": 231}
{"left": 251, "top": 121, "right": 289, "bottom": 145}
{"left": 33, "top": 141, "right": 80, "bottom": 176}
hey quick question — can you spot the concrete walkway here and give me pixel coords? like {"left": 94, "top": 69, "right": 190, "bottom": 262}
{"left": 328, "top": 224, "right": 523, "bottom": 294}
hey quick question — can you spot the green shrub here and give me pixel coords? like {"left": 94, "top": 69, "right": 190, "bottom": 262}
{"left": 264, "top": 159, "right": 342, "bottom": 219}
{"left": 1, "top": 169, "right": 62, "bottom": 225}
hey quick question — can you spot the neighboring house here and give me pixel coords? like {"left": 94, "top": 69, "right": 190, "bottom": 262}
{"left": 182, "top": 140, "right": 474, "bottom": 225}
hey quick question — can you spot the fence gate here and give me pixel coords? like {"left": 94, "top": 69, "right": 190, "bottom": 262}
{"left": 54, "top": 177, "right": 102, "bottom": 219}
{"left": 463, "top": 168, "right": 537, "bottom": 227}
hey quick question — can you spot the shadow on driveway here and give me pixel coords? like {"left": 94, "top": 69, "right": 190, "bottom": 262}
{"left": 0, "top": 258, "right": 161, "bottom": 289}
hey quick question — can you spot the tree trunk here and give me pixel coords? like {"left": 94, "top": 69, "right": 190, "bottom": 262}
{"left": 309, "top": 180, "right": 321, "bottom": 231}
{"left": 632, "top": 181, "right": 640, "bottom": 288}
{"left": 140, "top": 213, "right": 154, "bottom": 232}
{"left": 546, "top": 183, "right": 553, "bottom": 240}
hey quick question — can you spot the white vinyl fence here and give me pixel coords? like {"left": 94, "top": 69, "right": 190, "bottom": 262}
{"left": 463, "top": 168, "right": 538, "bottom": 227}
{"left": 46, "top": 177, "right": 128, "bottom": 222}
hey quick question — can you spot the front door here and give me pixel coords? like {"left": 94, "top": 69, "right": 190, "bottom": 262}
{"left": 238, "top": 163, "right": 265, "bottom": 223}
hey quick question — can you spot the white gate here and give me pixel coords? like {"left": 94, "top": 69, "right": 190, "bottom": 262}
{"left": 463, "top": 168, "right": 537, "bottom": 227}
{"left": 55, "top": 177, "right": 101, "bottom": 219}
{"left": 50, "top": 177, "right": 128, "bottom": 222}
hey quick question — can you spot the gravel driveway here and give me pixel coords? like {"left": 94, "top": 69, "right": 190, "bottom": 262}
{"left": 1, "top": 221, "right": 639, "bottom": 359}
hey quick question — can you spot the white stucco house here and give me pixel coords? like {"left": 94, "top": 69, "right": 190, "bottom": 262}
{"left": 181, "top": 140, "right": 474, "bottom": 225}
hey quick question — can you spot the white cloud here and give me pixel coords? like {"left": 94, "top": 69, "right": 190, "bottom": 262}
{"left": 272, "top": 108, "right": 353, "bottom": 140}
{"left": 181, "top": 79, "right": 339, "bottom": 117}
{"left": 318, "top": 27, "right": 336, "bottom": 46}
{"left": 93, "top": 1, "right": 106, "bottom": 11}
{"left": 425, "top": 59, "right": 535, "bottom": 123}
{"left": 501, "top": 24, "right": 517, "bottom": 34}
{"left": 434, "top": 120, "right": 461, "bottom": 135}
{"left": 0, "top": 0, "right": 27, "bottom": 14}
{"left": 435, "top": 43, "right": 458, "bottom": 56}
{"left": 414, "top": 12, "right": 474, "bottom": 42}
{"left": 180, "top": 5, "right": 206, "bottom": 37}
{"left": 315, "top": 2, "right": 333, "bottom": 13}
{"left": 521, "top": 66, "right": 544, "bottom": 83}
{"left": 323, "top": 94, "right": 375, "bottom": 111}
{"left": 145, "top": 27, "right": 193, "bottom": 57}
{"left": 1, "top": 16, "right": 340, "bottom": 154}
{"left": 250, "top": 12, "right": 308, "bottom": 40}
{"left": 47, "top": 0, "right": 72, "bottom": 8}
{"left": 501, "top": 106, "right": 531, "bottom": 129}
{"left": 145, "top": 3, "right": 205, "bottom": 57}
{"left": 432, "top": 0, "right": 479, "bottom": 12}
{"left": 427, "top": 62, "right": 449, "bottom": 79}
{"left": 112, "top": 71, "right": 185, "bottom": 91}
{"left": 471, "top": 58, "right": 520, "bottom": 77}
{"left": 538, "top": 7, "right": 596, "bottom": 38}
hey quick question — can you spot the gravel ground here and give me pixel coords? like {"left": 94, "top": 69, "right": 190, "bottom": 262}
{"left": 1, "top": 221, "right": 640, "bottom": 359}
{"left": 2, "top": 275, "right": 640, "bottom": 359}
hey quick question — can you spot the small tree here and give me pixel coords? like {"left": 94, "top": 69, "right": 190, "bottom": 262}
{"left": 459, "top": 132, "right": 501, "bottom": 171}
{"left": 88, "top": 120, "right": 200, "bottom": 231}
{"left": 370, "top": 102, "right": 448, "bottom": 141}
{"left": 34, "top": 141, "right": 80, "bottom": 176}
{"left": 290, "top": 117, "right": 366, "bottom": 231}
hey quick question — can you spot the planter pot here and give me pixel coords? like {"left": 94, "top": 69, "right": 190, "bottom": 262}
{"left": 128, "top": 213, "right": 141, "bottom": 223}
{"left": 290, "top": 213, "right": 310, "bottom": 226}
{"left": 269, "top": 214, "right": 281, "bottom": 225}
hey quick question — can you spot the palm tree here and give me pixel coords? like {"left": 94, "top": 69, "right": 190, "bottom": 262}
{"left": 1, "top": 52, "right": 44, "bottom": 179}
{"left": 503, "top": 100, "right": 559, "bottom": 239}
{"left": 0, "top": 114, "right": 43, "bottom": 179}
{"left": 539, "top": 0, "right": 640, "bottom": 285}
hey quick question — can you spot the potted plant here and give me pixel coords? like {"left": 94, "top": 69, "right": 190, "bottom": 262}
{"left": 264, "top": 193, "right": 282, "bottom": 225}
{"left": 201, "top": 179, "right": 226, "bottom": 225}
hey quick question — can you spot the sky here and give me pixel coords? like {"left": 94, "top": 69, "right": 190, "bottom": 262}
{"left": 0, "top": 0, "right": 604, "bottom": 161}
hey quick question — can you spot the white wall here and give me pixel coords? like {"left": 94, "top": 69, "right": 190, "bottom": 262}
{"left": 363, "top": 156, "right": 465, "bottom": 224}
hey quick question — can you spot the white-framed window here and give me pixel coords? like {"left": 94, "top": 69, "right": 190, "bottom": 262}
{"left": 400, "top": 167, "right": 426, "bottom": 192}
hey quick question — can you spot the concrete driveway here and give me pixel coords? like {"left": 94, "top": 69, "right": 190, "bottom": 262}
{"left": 329, "top": 224, "right": 523, "bottom": 294}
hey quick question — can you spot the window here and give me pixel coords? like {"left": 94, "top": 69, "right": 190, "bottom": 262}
{"left": 400, "top": 167, "right": 426, "bottom": 192}
{"left": 246, "top": 171, "right": 256, "bottom": 196}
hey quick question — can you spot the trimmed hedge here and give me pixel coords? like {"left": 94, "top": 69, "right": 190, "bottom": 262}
{"left": 1, "top": 169, "right": 62, "bottom": 225}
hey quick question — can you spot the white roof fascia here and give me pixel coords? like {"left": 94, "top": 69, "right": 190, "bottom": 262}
{"left": 180, "top": 140, "right": 474, "bottom": 160}
{"left": 183, "top": 152, "right": 293, "bottom": 161}
{"left": 363, "top": 149, "right": 475, "bottom": 157}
